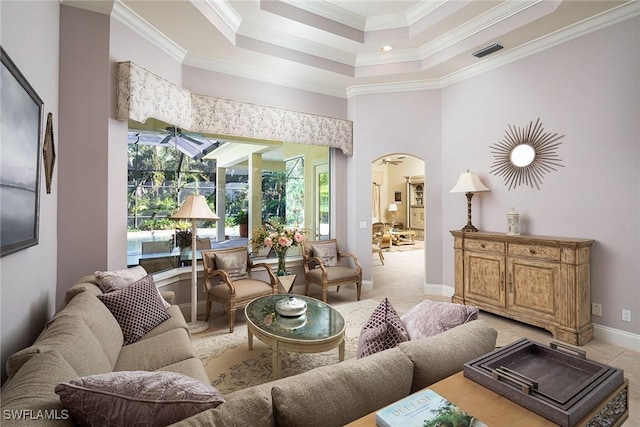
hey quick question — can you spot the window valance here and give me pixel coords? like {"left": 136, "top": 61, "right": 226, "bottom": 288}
{"left": 116, "top": 61, "right": 353, "bottom": 155}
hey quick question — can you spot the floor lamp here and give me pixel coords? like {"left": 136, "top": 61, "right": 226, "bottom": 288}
{"left": 170, "top": 194, "right": 219, "bottom": 333}
{"left": 449, "top": 170, "right": 490, "bottom": 232}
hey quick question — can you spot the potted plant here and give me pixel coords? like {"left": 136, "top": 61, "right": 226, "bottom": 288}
{"left": 173, "top": 221, "right": 192, "bottom": 255}
{"left": 235, "top": 210, "right": 249, "bottom": 238}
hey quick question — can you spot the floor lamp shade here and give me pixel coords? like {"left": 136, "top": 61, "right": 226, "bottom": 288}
{"left": 170, "top": 194, "right": 219, "bottom": 333}
{"left": 450, "top": 171, "right": 490, "bottom": 232}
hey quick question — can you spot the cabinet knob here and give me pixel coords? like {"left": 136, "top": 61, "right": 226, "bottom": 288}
{"left": 529, "top": 248, "right": 536, "bottom": 254}
{"left": 480, "top": 243, "right": 486, "bottom": 248}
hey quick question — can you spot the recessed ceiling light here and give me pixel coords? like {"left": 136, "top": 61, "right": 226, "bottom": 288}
{"left": 381, "top": 45, "right": 393, "bottom": 52}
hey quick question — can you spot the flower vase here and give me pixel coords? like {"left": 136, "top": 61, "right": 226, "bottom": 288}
{"left": 277, "top": 249, "right": 288, "bottom": 276}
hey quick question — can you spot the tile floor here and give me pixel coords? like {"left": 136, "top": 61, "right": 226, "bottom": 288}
{"left": 293, "top": 247, "right": 638, "bottom": 426}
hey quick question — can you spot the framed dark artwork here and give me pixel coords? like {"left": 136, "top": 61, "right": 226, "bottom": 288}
{"left": 43, "top": 112, "right": 56, "bottom": 194}
{"left": 1, "top": 46, "right": 44, "bottom": 257}
{"left": 394, "top": 191, "right": 402, "bottom": 204}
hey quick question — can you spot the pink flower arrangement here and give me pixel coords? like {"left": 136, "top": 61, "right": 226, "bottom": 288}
{"left": 251, "top": 218, "right": 306, "bottom": 254}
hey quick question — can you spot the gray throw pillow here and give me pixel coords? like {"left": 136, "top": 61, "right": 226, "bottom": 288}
{"left": 400, "top": 299, "right": 479, "bottom": 340}
{"left": 214, "top": 249, "right": 248, "bottom": 279}
{"left": 94, "top": 266, "right": 147, "bottom": 292}
{"left": 97, "top": 275, "right": 170, "bottom": 345}
{"left": 95, "top": 266, "right": 170, "bottom": 308}
{"left": 311, "top": 242, "right": 338, "bottom": 267}
{"left": 357, "top": 298, "right": 409, "bottom": 358}
{"left": 55, "top": 370, "right": 225, "bottom": 427}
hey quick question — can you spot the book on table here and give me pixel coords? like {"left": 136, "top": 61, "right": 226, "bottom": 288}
{"left": 375, "top": 388, "right": 487, "bottom": 427}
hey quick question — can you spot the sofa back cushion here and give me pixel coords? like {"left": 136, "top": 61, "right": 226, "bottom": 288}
{"left": 6, "top": 316, "right": 116, "bottom": 379}
{"left": 0, "top": 350, "right": 77, "bottom": 427}
{"left": 398, "top": 319, "right": 497, "bottom": 393}
{"left": 271, "top": 346, "right": 413, "bottom": 427}
{"left": 51, "top": 291, "right": 124, "bottom": 366}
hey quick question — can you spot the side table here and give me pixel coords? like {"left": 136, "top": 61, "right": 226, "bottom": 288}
{"left": 277, "top": 274, "right": 296, "bottom": 293}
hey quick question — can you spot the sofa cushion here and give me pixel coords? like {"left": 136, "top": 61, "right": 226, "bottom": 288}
{"left": 311, "top": 241, "right": 338, "bottom": 266}
{"left": 399, "top": 319, "right": 497, "bottom": 393}
{"left": 174, "top": 387, "right": 273, "bottom": 426}
{"left": 0, "top": 350, "right": 77, "bottom": 427}
{"left": 400, "top": 299, "right": 479, "bottom": 340}
{"left": 55, "top": 371, "right": 224, "bottom": 427}
{"left": 157, "top": 358, "right": 210, "bottom": 384}
{"left": 357, "top": 298, "right": 408, "bottom": 358}
{"left": 97, "top": 276, "right": 170, "bottom": 345}
{"left": 49, "top": 290, "right": 124, "bottom": 367}
{"left": 6, "top": 316, "right": 114, "bottom": 379}
{"left": 214, "top": 248, "right": 249, "bottom": 279}
{"left": 271, "top": 346, "right": 413, "bottom": 427}
{"left": 115, "top": 328, "right": 196, "bottom": 372}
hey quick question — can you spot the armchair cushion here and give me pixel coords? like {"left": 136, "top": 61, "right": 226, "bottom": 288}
{"left": 400, "top": 299, "right": 479, "bottom": 340}
{"left": 214, "top": 249, "right": 248, "bottom": 280}
{"left": 357, "top": 298, "right": 408, "bottom": 358}
{"left": 311, "top": 242, "right": 338, "bottom": 266}
{"left": 97, "top": 276, "right": 170, "bottom": 345}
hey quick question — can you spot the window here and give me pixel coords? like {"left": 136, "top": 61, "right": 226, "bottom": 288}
{"left": 126, "top": 121, "right": 329, "bottom": 272}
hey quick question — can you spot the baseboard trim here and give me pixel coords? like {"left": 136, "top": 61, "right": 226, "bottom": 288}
{"left": 593, "top": 323, "right": 640, "bottom": 352}
{"left": 426, "top": 283, "right": 640, "bottom": 352}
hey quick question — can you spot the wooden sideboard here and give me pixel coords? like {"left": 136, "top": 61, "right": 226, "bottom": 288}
{"left": 450, "top": 231, "right": 594, "bottom": 346}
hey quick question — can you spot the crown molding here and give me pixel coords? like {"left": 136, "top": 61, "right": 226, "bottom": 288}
{"left": 183, "top": 53, "right": 349, "bottom": 99}
{"left": 284, "top": 0, "right": 366, "bottom": 30}
{"left": 352, "top": 1, "right": 640, "bottom": 96}
{"left": 111, "top": 1, "right": 186, "bottom": 63}
{"left": 105, "top": 0, "right": 638, "bottom": 99}
{"left": 347, "top": 79, "right": 440, "bottom": 98}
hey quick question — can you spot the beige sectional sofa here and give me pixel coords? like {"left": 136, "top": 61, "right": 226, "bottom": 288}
{"left": 0, "top": 276, "right": 208, "bottom": 426}
{"left": 1, "top": 275, "right": 498, "bottom": 427}
{"left": 174, "top": 318, "right": 497, "bottom": 426}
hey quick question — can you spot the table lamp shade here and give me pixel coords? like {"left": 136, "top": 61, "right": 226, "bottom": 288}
{"left": 170, "top": 194, "right": 219, "bottom": 220}
{"left": 449, "top": 171, "right": 490, "bottom": 193}
{"left": 388, "top": 203, "right": 398, "bottom": 212}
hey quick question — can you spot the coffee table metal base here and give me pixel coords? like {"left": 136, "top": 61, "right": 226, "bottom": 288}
{"left": 247, "top": 323, "right": 345, "bottom": 379}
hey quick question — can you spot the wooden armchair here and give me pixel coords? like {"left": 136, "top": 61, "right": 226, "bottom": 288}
{"left": 372, "top": 222, "right": 392, "bottom": 249}
{"left": 202, "top": 247, "right": 278, "bottom": 332}
{"left": 302, "top": 239, "right": 362, "bottom": 303}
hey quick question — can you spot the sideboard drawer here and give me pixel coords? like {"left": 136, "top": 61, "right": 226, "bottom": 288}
{"left": 508, "top": 243, "right": 560, "bottom": 261}
{"left": 464, "top": 239, "right": 505, "bottom": 253}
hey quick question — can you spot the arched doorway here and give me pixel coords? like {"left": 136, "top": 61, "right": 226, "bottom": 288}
{"left": 371, "top": 153, "right": 425, "bottom": 291}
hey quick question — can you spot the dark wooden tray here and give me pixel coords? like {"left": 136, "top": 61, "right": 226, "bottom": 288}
{"left": 463, "top": 338, "right": 624, "bottom": 427}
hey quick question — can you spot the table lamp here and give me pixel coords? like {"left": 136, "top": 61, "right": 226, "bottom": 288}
{"left": 449, "top": 170, "right": 490, "bottom": 232}
{"left": 388, "top": 203, "right": 398, "bottom": 229}
{"left": 170, "top": 194, "right": 219, "bottom": 333}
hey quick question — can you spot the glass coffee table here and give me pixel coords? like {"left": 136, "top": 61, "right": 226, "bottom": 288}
{"left": 245, "top": 295, "right": 346, "bottom": 379}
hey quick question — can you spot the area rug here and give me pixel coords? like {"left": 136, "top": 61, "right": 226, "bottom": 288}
{"left": 191, "top": 299, "right": 380, "bottom": 394}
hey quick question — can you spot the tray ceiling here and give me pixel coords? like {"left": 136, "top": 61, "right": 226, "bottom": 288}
{"left": 62, "top": 0, "right": 637, "bottom": 97}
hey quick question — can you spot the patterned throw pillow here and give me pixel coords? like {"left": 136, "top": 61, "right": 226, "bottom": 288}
{"left": 95, "top": 266, "right": 170, "bottom": 308}
{"left": 311, "top": 242, "right": 338, "bottom": 267}
{"left": 97, "top": 275, "right": 170, "bottom": 345}
{"left": 214, "top": 249, "right": 248, "bottom": 279}
{"left": 400, "top": 299, "right": 479, "bottom": 340}
{"left": 55, "top": 370, "right": 225, "bottom": 426}
{"left": 357, "top": 298, "right": 409, "bottom": 358}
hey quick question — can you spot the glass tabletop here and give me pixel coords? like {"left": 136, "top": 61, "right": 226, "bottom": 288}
{"left": 245, "top": 295, "right": 345, "bottom": 341}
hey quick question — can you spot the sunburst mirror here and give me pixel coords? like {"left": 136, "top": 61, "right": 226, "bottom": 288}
{"left": 490, "top": 118, "right": 564, "bottom": 190}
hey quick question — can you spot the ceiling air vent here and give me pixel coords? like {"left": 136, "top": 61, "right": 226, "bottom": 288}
{"left": 472, "top": 43, "right": 504, "bottom": 58}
